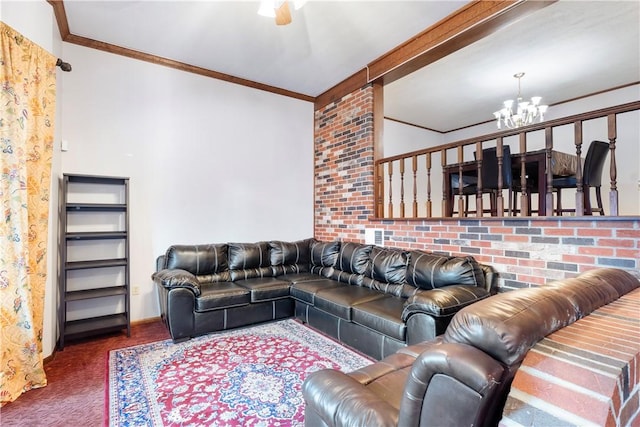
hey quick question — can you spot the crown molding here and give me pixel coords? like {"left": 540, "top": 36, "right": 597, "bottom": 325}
{"left": 46, "top": 0, "right": 315, "bottom": 103}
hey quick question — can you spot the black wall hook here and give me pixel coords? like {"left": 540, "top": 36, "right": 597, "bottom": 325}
{"left": 56, "top": 58, "right": 72, "bottom": 72}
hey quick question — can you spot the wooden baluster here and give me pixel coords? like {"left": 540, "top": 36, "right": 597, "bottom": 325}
{"left": 377, "top": 162, "right": 384, "bottom": 218}
{"left": 545, "top": 127, "right": 554, "bottom": 216}
{"left": 426, "top": 153, "right": 432, "bottom": 218}
{"left": 608, "top": 114, "right": 619, "bottom": 215}
{"left": 412, "top": 155, "right": 418, "bottom": 217}
{"left": 496, "top": 137, "right": 504, "bottom": 217}
{"left": 457, "top": 146, "right": 464, "bottom": 216}
{"left": 400, "top": 159, "right": 405, "bottom": 218}
{"left": 388, "top": 161, "right": 393, "bottom": 217}
{"left": 442, "top": 149, "right": 448, "bottom": 216}
{"left": 574, "top": 122, "right": 584, "bottom": 215}
{"left": 476, "top": 141, "right": 483, "bottom": 217}
{"left": 519, "top": 133, "right": 529, "bottom": 215}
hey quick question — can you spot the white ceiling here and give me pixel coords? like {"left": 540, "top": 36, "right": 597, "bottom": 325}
{"left": 64, "top": 0, "right": 467, "bottom": 95}
{"left": 385, "top": 0, "right": 640, "bottom": 131}
{"left": 62, "top": 0, "right": 639, "bottom": 132}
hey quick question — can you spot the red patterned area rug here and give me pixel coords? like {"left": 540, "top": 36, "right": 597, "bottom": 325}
{"left": 107, "top": 319, "right": 372, "bottom": 426}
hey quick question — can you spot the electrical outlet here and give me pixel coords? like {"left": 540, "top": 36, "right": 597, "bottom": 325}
{"left": 131, "top": 285, "right": 140, "bottom": 296}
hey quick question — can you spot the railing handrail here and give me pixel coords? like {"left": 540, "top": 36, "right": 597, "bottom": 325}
{"left": 377, "top": 100, "right": 640, "bottom": 164}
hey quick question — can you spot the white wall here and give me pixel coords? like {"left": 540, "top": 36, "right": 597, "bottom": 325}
{"left": 383, "top": 119, "right": 443, "bottom": 157}
{"left": 2, "top": 1, "right": 63, "bottom": 358}
{"left": 60, "top": 43, "right": 315, "bottom": 323}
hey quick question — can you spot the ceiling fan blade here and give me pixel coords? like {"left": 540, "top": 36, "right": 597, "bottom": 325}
{"left": 275, "top": 1, "right": 292, "bottom": 25}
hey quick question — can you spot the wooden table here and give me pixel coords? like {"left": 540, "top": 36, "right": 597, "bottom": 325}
{"left": 444, "top": 148, "right": 579, "bottom": 217}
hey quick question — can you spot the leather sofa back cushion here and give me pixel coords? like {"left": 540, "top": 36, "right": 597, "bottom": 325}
{"left": 228, "top": 242, "right": 271, "bottom": 270}
{"left": 164, "top": 244, "right": 228, "bottom": 276}
{"left": 444, "top": 287, "right": 576, "bottom": 366}
{"left": 406, "top": 251, "right": 484, "bottom": 290}
{"left": 335, "top": 242, "right": 372, "bottom": 274}
{"left": 269, "top": 239, "right": 313, "bottom": 266}
{"left": 368, "top": 247, "right": 408, "bottom": 284}
{"left": 310, "top": 240, "right": 340, "bottom": 267}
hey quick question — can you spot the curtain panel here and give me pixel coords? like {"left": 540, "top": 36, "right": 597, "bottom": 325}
{"left": 0, "top": 22, "right": 56, "bottom": 405}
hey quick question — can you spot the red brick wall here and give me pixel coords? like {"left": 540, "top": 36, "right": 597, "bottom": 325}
{"left": 314, "top": 85, "right": 640, "bottom": 291}
{"left": 314, "top": 86, "right": 376, "bottom": 242}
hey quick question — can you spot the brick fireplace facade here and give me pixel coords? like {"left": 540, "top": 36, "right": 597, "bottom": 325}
{"left": 314, "top": 84, "right": 640, "bottom": 292}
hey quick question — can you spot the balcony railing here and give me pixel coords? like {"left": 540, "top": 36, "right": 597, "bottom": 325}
{"left": 375, "top": 101, "right": 640, "bottom": 219}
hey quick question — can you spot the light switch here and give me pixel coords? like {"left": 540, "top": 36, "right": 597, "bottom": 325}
{"left": 61, "top": 140, "right": 69, "bottom": 151}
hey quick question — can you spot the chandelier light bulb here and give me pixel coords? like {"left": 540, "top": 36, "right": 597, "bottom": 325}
{"left": 494, "top": 72, "right": 548, "bottom": 129}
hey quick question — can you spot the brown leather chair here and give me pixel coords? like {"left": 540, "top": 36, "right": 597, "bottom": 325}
{"left": 302, "top": 268, "right": 640, "bottom": 427}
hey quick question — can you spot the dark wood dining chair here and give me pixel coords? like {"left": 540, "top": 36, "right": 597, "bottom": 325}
{"left": 451, "top": 146, "right": 515, "bottom": 216}
{"left": 553, "top": 140, "right": 609, "bottom": 215}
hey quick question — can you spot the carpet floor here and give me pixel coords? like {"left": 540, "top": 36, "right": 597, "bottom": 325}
{"left": 107, "top": 319, "right": 372, "bottom": 426}
{"left": 1, "top": 320, "right": 170, "bottom": 427}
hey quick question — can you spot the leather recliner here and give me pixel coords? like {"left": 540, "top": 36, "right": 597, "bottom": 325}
{"left": 301, "top": 268, "right": 640, "bottom": 427}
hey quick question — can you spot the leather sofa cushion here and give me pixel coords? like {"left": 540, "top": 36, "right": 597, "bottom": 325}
{"left": 361, "top": 247, "right": 414, "bottom": 298}
{"left": 443, "top": 286, "right": 575, "bottom": 365}
{"left": 328, "top": 270, "right": 365, "bottom": 286}
{"left": 269, "top": 239, "right": 313, "bottom": 276}
{"left": 278, "top": 272, "right": 323, "bottom": 283}
{"left": 269, "top": 239, "right": 313, "bottom": 266}
{"left": 234, "top": 277, "right": 292, "bottom": 302}
{"left": 442, "top": 269, "right": 640, "bottom": 367}
{"left": 582, "top": 267, "right": 640, "bottom": 296}
{"left": 195, "top": 282, "right": 250, "bottom": 311}
{"left": 228, "top": 242, "right": 271, "bottom": 270}
{"left": 164, "top": 244, "right": 228, "bottom": 276}
{"left": 367, "top": 247, "right": 408, "bottom": 284}
{"left": 229, "top": 266, "right": 275, "bottom": 281}
{"left": 406, "top": 251, "right": 484, "bottom": 290}
{"left": 310, "top": 240, "right": 340, "bottom": 267}
{"left": 352, "top": 296, "right": 407, "bottom": 341}
{"left": 290, "top": 278, "right": 343, "bottom": 304}
{"left": 314, "top": 286, "right": 387, "bottom": 321}
{"left": 546, "top": 267, "right": 640, "bottom": 315}
{"left": 323, "top": 243, "right": 372, "bottom": 285}
{"left": 402, "top": 286, "right": 489, "bottom": 319}
{"left": 335, "top": 242, "right": 372, "bottom": 275}
{"left": 278, "top": 272, "right": 324, "bottom": 285}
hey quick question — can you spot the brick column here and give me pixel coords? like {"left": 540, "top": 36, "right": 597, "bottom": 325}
{"left": 314, "top": 85, "right": 375, "bottom": 242}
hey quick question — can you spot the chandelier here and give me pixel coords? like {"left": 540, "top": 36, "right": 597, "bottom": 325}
{"left": 494, "top": 72, "right": 548, "bottom": 129}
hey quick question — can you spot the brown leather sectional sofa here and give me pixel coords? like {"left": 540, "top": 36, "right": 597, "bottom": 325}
{"left": 301, "top": 267, "right": 640, "bottom": 427}
{"left": 152, "top": 238, "right": 496, "bottom": 359}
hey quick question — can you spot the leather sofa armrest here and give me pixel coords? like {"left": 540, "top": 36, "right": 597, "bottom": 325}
{"left": 480, "top": 262, "right": 498, "bottom": 294}
{"left": 152, "top": 269, "right": 201, "bottom": 296}
{"left": 302, "top": 369, "right": 399, "bottom": 427}
{"left": 402, "top": 285, "right": 489, "bottom": 321}
{"left": 397, "top": 342, "right": 506, "bottom": 426}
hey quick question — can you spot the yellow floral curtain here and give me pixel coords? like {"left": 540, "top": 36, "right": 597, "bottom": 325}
{"left": 0, "top": 22, "right": 56, "bottom": 405}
